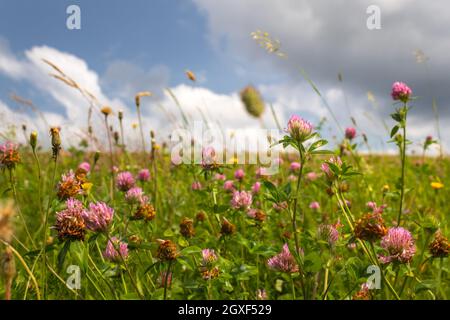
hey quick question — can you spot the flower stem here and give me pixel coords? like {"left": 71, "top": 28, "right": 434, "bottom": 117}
{"left": 397, "top": 105, "right": 408, "bottom": 226}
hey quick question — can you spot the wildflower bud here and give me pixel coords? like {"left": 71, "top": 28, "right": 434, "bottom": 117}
{"left": 118, "top": 110, "right": 124, "bottom": 121}
{"left": 135, "top": 91, "right": 152, "bottom": 107}
{"left": 240, "top": 85, "right": 265, "bottom": 118}
{"left": 391, "top": 81, "right": 412, "bottom": 103}
{"left": 113, "top": 131, "right": 120, "bottom": 145}
{"left": 94, "top": 151, "right": 100, "bottom": 166}
{"left": 287, "top": 115, "right": 313, "bottom": 142}
{"left": 345, "top": 127, "right": 356, "bottom": 140}
{"left": 29, "top": 131, "right": 38, "bottom": 150}
{"left": 101, "top": 106, "right": 112, "bottom": 117}
{"left": 50, "top": 127, "right": 61, "bottom": 160}
{"left": 22, "top": 124, "right": 27, "bottom": 132}
{"left": 88, "top": 126, "right": 93, "bottom": 135}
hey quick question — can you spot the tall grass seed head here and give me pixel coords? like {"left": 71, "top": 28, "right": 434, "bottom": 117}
{"left": 240, "top": 85, "right": 265, "bottom": 118}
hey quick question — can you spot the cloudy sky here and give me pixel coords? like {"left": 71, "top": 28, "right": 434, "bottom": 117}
{"left": 0, "top": 0, "right": 447, "bottom": 154}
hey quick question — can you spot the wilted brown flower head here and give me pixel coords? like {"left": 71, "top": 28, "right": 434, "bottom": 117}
{"left": 156, "top": 239, "right": 178, "bottom": 261}
{"left": 429, "top": 231, "right": 449, "bottom": 258}
{"left": 0, "top": 200, "right": 15, "bottom": 243}
{"left": 352, "top": 283, "right": 372, "bottom": 300}
{"left": 133, "top": 203, "right": 156, "bottom": 221}
{"left": 201, "top": 266, "right": 220, "bottom": 280}
{"left": 354, "top": 212, "right": 387, "bottom": 242}
{"left": 54, "top": 198, "right": 86, "bottom": 242}
{"left": 196, "top": 211, "right": 206, "bottom": 222}
{"left": 179, "top": 217, "right": 195, "bottom": 238}
{"left": 220, "top": 218, "right": 236, "bottom": 236}
{"left": 57, "top": 170, "right": 82, "bottom": 201}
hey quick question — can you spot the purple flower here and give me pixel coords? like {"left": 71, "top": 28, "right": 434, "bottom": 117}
{"left": 214, "top": 173, "right": 226, "bottom": 181}
{"left": 290, "top": 162, "right": 301, "bottom": 171}
{"left": 191, "top": 181, "right": 202, "bottom": 190}
{"left": 251, "top": 181, "right": 261, "bottom": 194}
{"left": 223, "top": 180, "right": 235, "bottom": 192}
{"left": 318, "top": 224, "right": 339, "bottom": 245}
{"left": 306, "top": 171, "right": 318, "bottom": 181}
{"left": 103, "top": 237, "right": 129, "bottom": 263}
{"left": 267, "top": 244, "right": 299, "bottom": 273}
{"left": 234, "top": 169, "right": 245, "bottom": 181}
{"left": 309, "top": 201, "right": 320, "bottom": 210}
{"left": 137, "top": 169, "right": 150, "bottom": 182}
{"left": 116, "top": 171, "right": 135, "bottom": 192}
{"left": 231, "top": 190, "right": 252, "bottom": 210}
{"left": 78, "top": 162, "right": 91, "bottom": 173}
{"left": 82, "top": 202, "right": 114, "bottom": 232}
{"left": 286, "top": 115, "right": 313, "bottom": 141}
{"left": 255, "top": 167, "right": 267, "bottom": 179}
{"left": 321, "top": 156, "right": 342, "bottom": 180}
{"left": 125, "top": 187, "right": 148, "bottom": 205}
{"left": 345, "top": 127, "right": 356, "bottom": 140}
{"left": 201, "top": 249, "right": 218, "bottom": 264}
{"left": 379, "top": 227, "right": 416, "bottom": 264}
{"left": 391, "top": 81, "right": 412, "bottom": 102}
{"left": 201, "top": 146, "right": 217, "bottom": 169}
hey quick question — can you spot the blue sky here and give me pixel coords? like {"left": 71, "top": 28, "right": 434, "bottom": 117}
{"left": 0, "top": 1, "right": 448, "bottom": 154}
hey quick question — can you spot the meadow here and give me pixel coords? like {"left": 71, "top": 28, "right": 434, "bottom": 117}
{"left": 0, "top": 54, "right": 449, "bottom": 301}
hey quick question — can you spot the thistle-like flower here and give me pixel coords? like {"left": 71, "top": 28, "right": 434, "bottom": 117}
{"left": 201, "top": 249, "right": 218, "bottom": 265}
{"left": 391, "top": 81, "right": 412, "bottom": 103}
{"left": 318, "top": 224, "right": 339, "bottom": 245}
{"left": 137, "top": 169, "right": 150, "bottom": 182}
{"left": 345, "top": 127, "right": 356, "bottom": 140}
{"left": 286, "top": 115, "right": 313, "bottom": 142}
{"left": 0, "top": 142, "right": 20, "bottom": 170}
{"left": 57, "top": 170, "right": 82, "bottom": 200}
{"left": 103, "top": 237, "right": 129, "bottom": 263}
{"left": 267, "top": 243, "right": 299, "bottom": 273}
{"left": 379, "top": 227, "right": 416, "bottom": 264}
{"left": 125, "top": 187, "right": 148, "bottom": 205}
{"left": 116, "top": 171, "right": 135, "bottom": 192}
{"left": 82, "top": 202, "right": 114, "bottom": 233}
{"left": 231, "top": 190, "right": 252, "bottom": 210}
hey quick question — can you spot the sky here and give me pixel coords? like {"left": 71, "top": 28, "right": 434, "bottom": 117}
{"left": 0, "top": 0, "right": 448, "bottom": 155}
